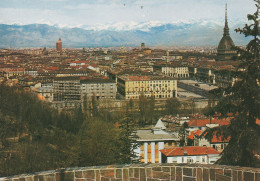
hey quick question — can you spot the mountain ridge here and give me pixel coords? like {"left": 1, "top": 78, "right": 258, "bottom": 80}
{"left": 0, "top": 21, "right": 250, "bottom": 48}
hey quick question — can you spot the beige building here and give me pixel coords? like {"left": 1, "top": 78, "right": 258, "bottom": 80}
{"left": 80, "top": 78, "right": 117, "bottom": 100}
{"left": 162, "top": 66, "right": 189, "bottom": 78}
{"left": 117, "top": 75, "right": 177, "bottom": 99}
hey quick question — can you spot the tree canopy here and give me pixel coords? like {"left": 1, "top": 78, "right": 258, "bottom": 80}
{"left": 207, "top": 1, "right": 260, "bottom": 167}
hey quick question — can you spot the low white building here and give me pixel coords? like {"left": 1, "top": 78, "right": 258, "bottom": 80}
{"left": 194, "top": 131, "right": 230, "bottom": 153}
{"left": 133, "top": 120, "right": 180, "bottom": 163}
{"left": 160, "top": 146, "right": 220, "bottom": 164}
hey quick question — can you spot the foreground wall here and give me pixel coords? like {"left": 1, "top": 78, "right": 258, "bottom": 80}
{"left": 2, "top": 163, "right": 260, "bottom": 181}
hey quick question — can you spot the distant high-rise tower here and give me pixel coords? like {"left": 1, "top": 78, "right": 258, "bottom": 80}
{"left": 217, "top": 4, "right": 236, "bottom": 61}
{"left": 141, "top": 43, "right": 145, "bottom": 49}
{"left": 56, "top": 38, "right": 62, "bottom": 52}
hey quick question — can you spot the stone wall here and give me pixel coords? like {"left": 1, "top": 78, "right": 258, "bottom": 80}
{"left": 2, "top": 163, "right": 260, "bottom": 181}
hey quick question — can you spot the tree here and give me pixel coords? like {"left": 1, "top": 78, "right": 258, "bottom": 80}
{"left": 178, "top": 122, "right": 188, "bottom": 146}
{"left": 165, "top": 98, "right": 181, "bottom": 115}
{"left": 207, "top": 1, "right": 260, "bottom": 167}
{"left": 117, "top": 116, "right": 138, "bottom": 164}
{"left": 138, "top": 93, "right": 147, "bottom": 126}
{"left": 147, "top": 95, "right": 156, "bottom": 124}
{"left": 78, "top": 118, "right": 119, "bottom": 166}
{"left": 91, "top": 94, "right": 99, "bottom": 117}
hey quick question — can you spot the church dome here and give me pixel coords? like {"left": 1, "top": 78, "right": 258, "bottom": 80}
{"left": 217, "top": 35, "right": 235, "bottom": 51}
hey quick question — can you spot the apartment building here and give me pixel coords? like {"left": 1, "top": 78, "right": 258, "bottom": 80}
{"left": 117, "top": 75, "right": 177, "bottom": 100}
{"left": 80, "top": 78, "right": 117, "bottom": 100}
{"left": 3, "top": 68, "right": 25, "bottom": 79}
{"left": 162, "top": 66, "right": 189, "bottom": 78}
{"left": 37, "top": 76, "right": 116, "bottom": 109}
{"left": 53, "top": 77, "right": 81, "bottom": 109}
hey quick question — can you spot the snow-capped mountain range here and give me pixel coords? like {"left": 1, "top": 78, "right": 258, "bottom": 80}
{"left": 0, "top": 20, "right": 251, "bottom": 48}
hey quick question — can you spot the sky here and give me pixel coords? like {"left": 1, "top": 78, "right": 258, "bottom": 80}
{"left": 0, "top": 0, "right": 256, "bottom": 29}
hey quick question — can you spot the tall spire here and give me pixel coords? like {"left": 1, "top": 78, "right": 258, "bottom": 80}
{"left": 224, "top": 3, "right": 230, "bottom": 36}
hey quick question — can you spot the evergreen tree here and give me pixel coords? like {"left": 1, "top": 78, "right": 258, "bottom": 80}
{"left": 138, "top": 93, "right": 147, "bottom": 126}
{"left": 117, "top": 116, "right": 138, "bottom": 164}
{"left": 147, "top": 95, "right": 155, "bottom": 124}
{"left": 78, "top": 118, "right": 119, "bottom": 166}
{"left": 178, "top": 122, "right": 188, "bottom": 146}
{"left": 207, "top": 1, "right": 260, "bottom": 167}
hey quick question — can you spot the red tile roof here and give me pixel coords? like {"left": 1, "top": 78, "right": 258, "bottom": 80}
{"left": 203, "top": 131, "right": 230, "bottom": 143}
{"left": 210, "top": 132, "right": 230, "bottom": 143}
{"left": 188, "top": 118, "right": 230, "bottom": 127}
{"left": 70, "top": 61, "right": 90, "bottom": 64}
{"left": 47, "top": 67, "right": 59, "bottom": 71}
{"left": 188, "top": 129, "right": 203, "bottom": 140}
{"left": 160, "top": 146, "right": 220, "bottom": 156}
{"left": 123, "top": 75, "right": 150, "bottom": 81}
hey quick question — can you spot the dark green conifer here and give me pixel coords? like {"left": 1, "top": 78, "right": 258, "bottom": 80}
{"left": 207, "top": 1, "right": 260, "bottom": 167}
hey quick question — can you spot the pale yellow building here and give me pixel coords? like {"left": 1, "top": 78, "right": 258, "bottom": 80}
{"left": 162, "top": 66, "right": 189, "bottom": 78}
{"left": 117, "top": 75, "right": 177, "bottom": 99}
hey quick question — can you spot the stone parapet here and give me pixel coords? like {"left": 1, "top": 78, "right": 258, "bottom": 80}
{"left": 2, "top": 163, "right": 260, "bottom": 181}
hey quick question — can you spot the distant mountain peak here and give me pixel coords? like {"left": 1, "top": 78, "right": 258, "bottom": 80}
{"left": 0, "top": 20, "right": 250, "bottom": 48}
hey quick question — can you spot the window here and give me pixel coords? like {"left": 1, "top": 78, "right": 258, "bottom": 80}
{"left": 187, "top": 158, "right": 193, "bottom": 163}
{"left": 202, "top": 157, "right": 205, "bottom": 162}
{"left": 196, "top": 157, "right": 200, "bottom": 162}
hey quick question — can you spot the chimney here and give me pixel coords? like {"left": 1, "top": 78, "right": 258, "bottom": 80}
{"left": 184, "top": 150, "right": 187, "bottom": 156}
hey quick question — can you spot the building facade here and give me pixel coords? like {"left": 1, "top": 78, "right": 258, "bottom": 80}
{"left": 117, "top": 75, "right": 177, "bottom": 100}
{"left": 80, "top": 78, "right": 117, "bottom": 100}
{"left": 162, "top": 66, "right": 189, "bottom": 78}
{"left": 134, "top": 120, "right": 180, "bottom": 163}
{"left": 53, "top": 77, "right": 81, "bottom": 109}
{"left": 160, "top": 146, "right": 220, "bottom": 164}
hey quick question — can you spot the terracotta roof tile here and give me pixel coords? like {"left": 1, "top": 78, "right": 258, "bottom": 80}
{"left": 203, "top": 131, "right": 231, "bottom": 143}
{"left": 160, "top": 146, "right": 220, "bottom": 156}
{"left": 188, "top": 129, "right": 203, "bottom": 140}
{"left": 188, "top": 118, "right": 230, "bottom": 127}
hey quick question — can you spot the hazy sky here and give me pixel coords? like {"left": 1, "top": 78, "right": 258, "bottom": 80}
{"left": 0, "top": 0, "right": 256, "bottom": 28}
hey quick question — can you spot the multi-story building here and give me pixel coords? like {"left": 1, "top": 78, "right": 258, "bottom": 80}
{"left": 38, "top": 70, "right": 90, "bottom": 78}
{"left": 162, "top": 66, "right": 189, "bottom": 78}
{"left": 117, "top": 75, "right": 177, "bottom": 99}
{"left": 33, "top": 82, "right": 54, "bottom": 102}
{"left": 3, "top": 68, "right": 25, "bottom": 79}
{"left": 53, "top": 77, "right": 81, "bottom": 109}
{"left": 80, "top": 78, "right": 117, "bottom": 100}
{"left": 36, "top": 76, "right": 116, "bottom": 109}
